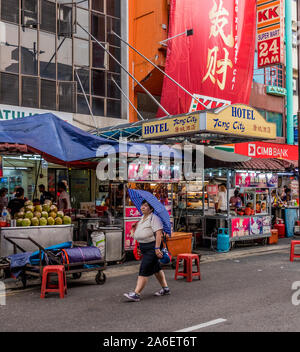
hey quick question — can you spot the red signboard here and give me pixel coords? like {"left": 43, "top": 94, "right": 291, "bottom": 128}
{"left": 257, "top": 0, "right": 284, "bottom": 68}
{"left": 235, "top": 142, "right": 298, "bottom": 160}
{"left": 158, "top": 0, "right": 257, "bottom": 117}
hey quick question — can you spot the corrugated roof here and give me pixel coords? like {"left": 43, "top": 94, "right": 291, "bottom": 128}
{"left": 205, "top": 157, "right": 295, "bottom": 171}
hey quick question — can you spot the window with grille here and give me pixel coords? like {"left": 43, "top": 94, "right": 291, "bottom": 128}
{"left": 1, "top": 0, "right": 19, "bottom": 24}
{"left": 40, "top": 0, "right": 56, "bottom": 33}
{"left": 21, "top": 0, "right": 38, "bottom": 28}
{"left": 58, "top": 4, "right": 74, "bottom": 37}
{"left": 0, "top": 72, "right": 19, "bottom": 106}
{"left": 41, "top": 79, "right": 56, "bottom": 110}
{"left": 22, "top": 75, "right": 39, "bottom": 108}
{"left": 58, "top": 81, "right": 76, "bottom": 112}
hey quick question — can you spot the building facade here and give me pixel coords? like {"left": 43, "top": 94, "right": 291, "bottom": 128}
{"left": 0, "top": 0, "right": 129, "bottom": 203}
{"left": 128, "top": 0, "right": 298, "bottom": 149}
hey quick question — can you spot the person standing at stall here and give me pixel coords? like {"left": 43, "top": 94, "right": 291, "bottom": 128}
{"left": 0, "top": 188, "right": 8, "bottom": 212}
{"left": 7, "top": 187, "right": 26, "bottom": 217}
{"left": 38, "top": 184, "right": 53, "bottom": 205}
{"left": 229, "top": 189, "right": 242, "bottom": 209}
{"left": 124, "top": 200, "right": 170, "bottom": 302}
{"left": 57, "top": 182, "right": 71, "bottom": 212}
{"left": 216, "top": 184, "right": 227, "bottom": 213}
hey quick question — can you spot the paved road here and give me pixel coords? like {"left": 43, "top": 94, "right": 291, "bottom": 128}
{"left": 1, "top": 244, "right": 300, "bottom": 332}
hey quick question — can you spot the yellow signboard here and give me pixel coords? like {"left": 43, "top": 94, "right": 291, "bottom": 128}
{"left": 206, "top": 104, "right": 277, "bottom": 139}
{"left": 142, "top": 114, "right": 200, "bottom": 139}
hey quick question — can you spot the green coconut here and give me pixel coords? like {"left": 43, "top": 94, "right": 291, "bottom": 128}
{"left": 50, "top": 205, "right": 58, "bottom": 213}
{"left": 49, "top": 211, "right": 57, "bottom": 219}
{"left": 35, "top": 205, "right": 42, "bottom": 213}
{"left": 25, "top": 205, "right": 35, "bottom": 213}
{"left": 34, "top": 211, "right": 41, "bottom": 219}
{"left": 16, "top": 218, "right": 23, "bottom": 227}
{"left": 24, "top": 200, "right": 33, "bottom": 207}
{"left": 31, "top": 217, "right": 39, "bottom": 226}
{"left": 47, "top": 217, "right": 55, "bottom": 226}
{"left": 41, "top": 211, "right": 48, "bottom": 219}
{"left": 39, "top": 217, "right": 47, "bottom": 226}
{"left": 15, "top": 211, "right": 24, "bottom": 219}
{"left": 44, "top": 199, "right": 52, "bottom": 206}
{"left": 63, "top": 216, "right": 72, "bottom": 225}
{"left": 57, "top": 211, "right": 64, "bottom": 219}
{"left": 22, "top": 218, "right": 31, "bottom": 227}
{"left": 25, "top": 211, "right": 33, "bottom": 220}
{"left": 55, "top": 217, "right": 63, "bottom": 225}
{"left": 42, "top": 204, "right": 50, "bottom": 213}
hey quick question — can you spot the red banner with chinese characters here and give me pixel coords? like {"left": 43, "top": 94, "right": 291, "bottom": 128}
{"left": 157, "top": 0, "right": 257, "bottom": 117}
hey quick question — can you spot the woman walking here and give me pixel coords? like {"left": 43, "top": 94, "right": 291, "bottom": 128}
{"left": 124, "top": 200, "right": 170, "bottom": 302}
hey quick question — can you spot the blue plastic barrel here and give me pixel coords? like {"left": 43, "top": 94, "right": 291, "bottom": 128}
{"left": 217, "top": 228, "right": 230, "bottom": 253}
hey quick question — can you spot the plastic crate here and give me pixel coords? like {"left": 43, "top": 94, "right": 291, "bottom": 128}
{"left": 166, "top": 232, "right": 192, "bottom": 257}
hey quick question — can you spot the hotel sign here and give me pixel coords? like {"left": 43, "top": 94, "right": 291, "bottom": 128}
{"left": 142, "top": 104, "right": 276, "bottom": 140}
{"left": 206, "top": 104, "right": 277, "bottom": 139}
{"left": 142, "top": 114, "right": 200, "bottom": 139}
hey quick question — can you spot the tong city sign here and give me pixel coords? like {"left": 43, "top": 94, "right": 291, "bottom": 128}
{"left": 142, "top": 114, "right": 200, "bottom": 139}
{"left": 206, "top": 104, "right": 277, "bottom": 139}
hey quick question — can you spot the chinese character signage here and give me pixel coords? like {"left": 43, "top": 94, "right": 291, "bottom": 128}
{"left": 142, "top": 114, "right": 200, "bottom": 138}
{"left": 158, "top": 0, "right": 257, "bottom": 117}
{"left": 206, "top": 104, "right": 277, "bottom": 139}
{"left": 257, "top": 0, "right": 284, "bottom": 68}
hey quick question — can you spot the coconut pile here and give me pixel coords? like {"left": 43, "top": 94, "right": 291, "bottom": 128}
{"left": 14, "top": 200, "right": 72, "bottom": 227}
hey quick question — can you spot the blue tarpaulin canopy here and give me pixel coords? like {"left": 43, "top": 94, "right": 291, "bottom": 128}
{"left": 0, "top": 113, "right": 182, "bottom": 165}
{"left": 0, "top": 113, "right": 118, "bottom": 162}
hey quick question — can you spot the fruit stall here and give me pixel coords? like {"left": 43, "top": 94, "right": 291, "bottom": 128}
{"left": 0, "top": 199, "right": 73, "bottom": 256}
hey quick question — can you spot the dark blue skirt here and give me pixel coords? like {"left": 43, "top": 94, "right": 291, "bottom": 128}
{"left": 139, "top": 241, "right": 161, "bottom": 277}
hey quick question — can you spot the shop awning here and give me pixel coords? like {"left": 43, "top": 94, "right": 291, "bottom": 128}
{"left": 204, "top": 156, "right": 295, "bottom": 172}
{"left": 0, "top": 113, "right": 118, "bottom": 162}
{"left": 0, "top": 114, "right": 182, "bottom": 166}
{"left": 0, "top": 143, "right": 28, "bottom": 153}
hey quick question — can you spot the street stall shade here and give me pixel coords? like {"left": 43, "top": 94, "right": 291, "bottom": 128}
{"left": 0, "top": 113, "right": 120, "bottom": 258}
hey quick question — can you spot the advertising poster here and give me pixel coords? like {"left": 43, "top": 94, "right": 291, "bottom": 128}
{"left": 124, "top": 220, "right": 139, "bottom": 251}
{"left": 262, "top": 216, "right": 271, "bottom": 234}
{"left": 231, "top": 217, "right": 250, "bottom": 238}
{"left": 250, "top": 217, "right": 263, "bottom": 236}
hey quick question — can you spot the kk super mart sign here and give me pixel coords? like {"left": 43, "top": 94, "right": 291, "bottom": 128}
{"left": 257, "top": 0, "right": 285, "bottom": 68}
{"left": 233, "top": 142, "right": 298, "bottom": 160}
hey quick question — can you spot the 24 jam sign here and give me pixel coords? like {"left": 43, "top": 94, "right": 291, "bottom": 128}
{"left": 257, "top": 0, "right": 285, "bottom": 68}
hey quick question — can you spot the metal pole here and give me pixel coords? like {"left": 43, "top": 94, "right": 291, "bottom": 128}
{"left": 111, "top": 76, "right": 144, "bottom": 120}
{"left": 74, "top": 68, "right": 98, "bottom": 133}
{"left": 286, "top": 0, "right": 294, "bottom": 145}
{"left": 111, "top": 30, "right": 207, "bottom": 110}
{"left": 76, "top": 22, "right": 170, "bottom": 116}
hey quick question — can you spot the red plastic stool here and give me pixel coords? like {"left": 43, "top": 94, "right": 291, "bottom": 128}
{"left": 174, "top": 253, "right": 201, "bottom": 282}
{"left": 290, "top": 240, "right": 300, "bottom": 262}
{"left": 40, "top": 265, "right": 67, "bottom": 299}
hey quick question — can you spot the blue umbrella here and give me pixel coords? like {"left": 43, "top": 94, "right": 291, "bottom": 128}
{"left": 127, "top": 189, "right": 172, "bottom": 235}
